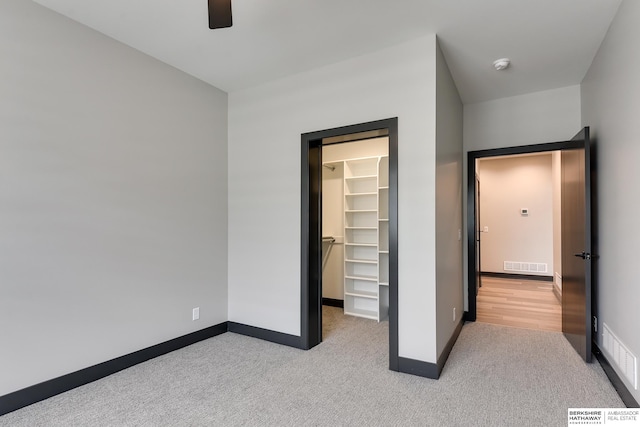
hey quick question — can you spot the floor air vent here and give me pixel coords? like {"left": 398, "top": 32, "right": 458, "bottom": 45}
{"left": 503, "top": 261, "right": 548, "bottom": 273}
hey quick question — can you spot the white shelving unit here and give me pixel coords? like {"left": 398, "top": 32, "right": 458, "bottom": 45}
{"left": 378, "top": 156, "right": 389, "bottom": 320}
{"left": 343, "top": 156, "right": 389, "bottom": 321}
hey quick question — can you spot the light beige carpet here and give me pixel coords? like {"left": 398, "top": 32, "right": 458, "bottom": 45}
{"left": 0, "top": 307, "right": 624, "bottom": 426}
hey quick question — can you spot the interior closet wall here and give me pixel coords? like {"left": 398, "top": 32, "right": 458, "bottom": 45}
{"left": 322, "top": 162, "right": 344, "bottom": 300}
{"left": 322, "top": 138, "right": 389, "bottom": 302}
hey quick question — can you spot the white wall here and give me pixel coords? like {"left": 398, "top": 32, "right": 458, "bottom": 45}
{"left": 478, "top": 154, "right": 553, "bottom": 277}
{"left": 463, "top": 85, "right": 581, "bottom": 309}
{"left": 228, "top": 35, "right": 439, "bottom": 363}
{"left": 435, "top": 41, "right": 464, "bottom": 357}
{"left": 581, "top": 0, "right": 640, "bottom": 402}
{"left": 322, "top": 161, "right": 345, "bottom": 300}
{"left": 0, "top": 0, "right": 228, "bottom": 396}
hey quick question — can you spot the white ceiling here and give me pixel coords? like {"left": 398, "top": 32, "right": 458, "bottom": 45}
{"left": 32, "top": 0, "right": 621, "bottom": 103}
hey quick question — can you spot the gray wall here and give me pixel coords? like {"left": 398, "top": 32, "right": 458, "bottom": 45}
{"left": 581, "top": 0, "right": 640, "bottom": 402}
{"left": 464, "top": 85, "right": 582, "bottom": 151}
{"left": 435, "top": 41, "right": 464, "bottom": 357}
{"left": 228, "top": 35, "right": 441, "bottom": 363}
{"left": 0, "top": 0, "right": 228, "bottom": 396}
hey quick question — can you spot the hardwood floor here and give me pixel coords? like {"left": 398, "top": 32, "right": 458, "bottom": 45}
{"left": 476, "top": 276, "right": 561, "bottom": 332}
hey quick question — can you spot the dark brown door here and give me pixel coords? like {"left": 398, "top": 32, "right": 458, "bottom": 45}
{"left": 561, "top": 127, "right": 592, "bottom": 362}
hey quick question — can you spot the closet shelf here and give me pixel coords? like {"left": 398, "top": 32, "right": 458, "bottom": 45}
{"left": 345, "top": 192, "right": 377, "bottom": 196}
{"left": 345, "top": 226, "right": 377, "bottom": 230}
{"left": 345, "top": 175, "right": 377, "bottom": 181}
{"left": 345, "top": 209, "right": 377, "bottom": 213}
{"left": 344, "top": 306, "right": 378, "bottom": 320}
{"left": 379, "top": 186, "right": 389, "bottom": 190}
{"left": 345, "top": 274, "right": 378, "bottom": 282}
{"left": 345, "top": 243, "right": 377, "bottom": 247}
{"left": 378, "top": 250, "right": 389, "bottom": 254}
{"left": 379, "top": 218, "right": 389, "bottom": 222}
{"left": 345, "top": 258, "right": 378, "bottom": 264}
{"left": 345, "top": 290, "right": 377, "bottom": 299}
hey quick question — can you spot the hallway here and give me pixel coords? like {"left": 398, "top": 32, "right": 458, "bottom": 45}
{"left": 476, "top": 276, "right": 561, "bottom": 332}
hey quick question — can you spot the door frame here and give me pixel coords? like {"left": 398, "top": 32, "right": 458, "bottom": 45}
{"left": 466, "top": 138, "right": 588, "bottom": 321}
{"left": 300, "top": 117, "right": 399, "bottom": 371}
{"left": 474, "top": 174, "right": 481, "bottom": 296}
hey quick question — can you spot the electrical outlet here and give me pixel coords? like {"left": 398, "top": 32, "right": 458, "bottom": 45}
{"left": 453, "top": 307, "right": 456, "bottom": 322}
{"left": 192, "top": 307, "right": 200, "bottom": 321}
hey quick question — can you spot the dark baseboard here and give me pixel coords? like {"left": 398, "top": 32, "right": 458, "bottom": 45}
{"left": 227, "top": 322, "right": 303, "bottom": 349}
{"left": 1, "top": 321, "right": 306, "bottom": 416}
{"left": 322, "top": 298, "right": 344, "bottom": 308}
{"left": 397, "top": 357, "right": 439, "bottom": 379}
{"left": 437, "top": 319, "right": 464, "bottom": 376}
{"left": 593, "top": 343, "right": 640, "bottom": 408}
{"left": 396, "top": 319, "right": 465, "bottom": 380}
{"left": 481, "top": 272, "right": 553, "bottom": 282}
{"left": 0, "top": 322, "right": 228, "bottom": 417}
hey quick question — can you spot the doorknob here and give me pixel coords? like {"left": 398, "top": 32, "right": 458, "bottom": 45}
{"left": 574, "top": 252, "right": 592, "bottom": 260}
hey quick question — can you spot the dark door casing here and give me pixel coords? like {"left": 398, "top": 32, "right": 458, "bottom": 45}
{"left": 466, "top": 128, "right": 594, "bottom": 359}
{"left": 301, "top": 118, "right": 399, "bottom": 370}
{"left": 475, "top": 174, "right": 482, "bottom": 295}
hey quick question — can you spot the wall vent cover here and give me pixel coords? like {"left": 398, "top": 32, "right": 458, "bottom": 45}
{"left": 603, "top": 323, "right": 638, "bottom": 390}
{"left": 503, "top": 261, "right": 548, "bottom": 273}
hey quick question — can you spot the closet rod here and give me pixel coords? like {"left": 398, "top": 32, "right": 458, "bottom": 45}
{"left": 323, "top": 164, "right": 335, "bottom": 171}
{"left": 322, "top": 236, "right": 336, "bottom": 243}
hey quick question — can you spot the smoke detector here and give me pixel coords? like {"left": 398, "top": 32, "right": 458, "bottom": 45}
{"left": 493, "top": 58, "right": 511, "bottom": 71}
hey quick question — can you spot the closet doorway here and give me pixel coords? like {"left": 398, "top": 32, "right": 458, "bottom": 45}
{"left": 300, "top": 118, "right": 399, "bottom": 371}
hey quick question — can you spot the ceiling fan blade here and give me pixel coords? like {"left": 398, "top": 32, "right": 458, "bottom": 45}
{"left": 209, "top": 0, "right": 233, "bottom": 29}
